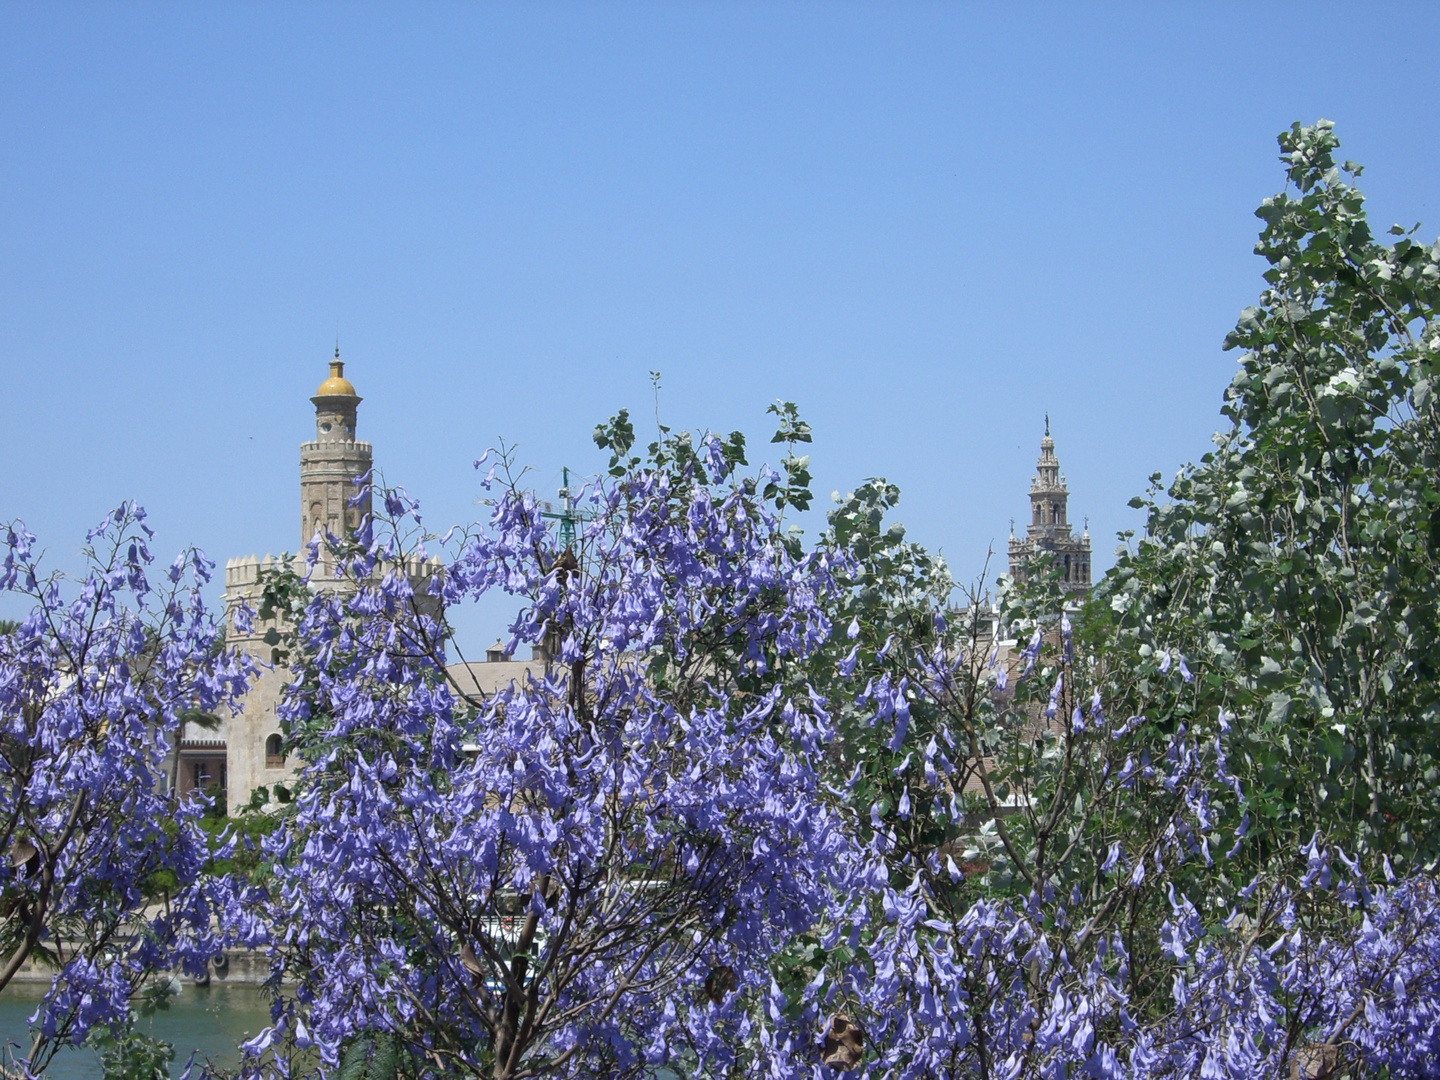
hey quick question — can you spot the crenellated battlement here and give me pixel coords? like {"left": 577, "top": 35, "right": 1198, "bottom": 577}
{"left": 224, "top": 552, "right": 442, "bottom": 593}
{"left": 224, "top": 553, "right": 306, "bottom": 592}
{"left": 300, "top": 440, "right": 372, "bottom": 455}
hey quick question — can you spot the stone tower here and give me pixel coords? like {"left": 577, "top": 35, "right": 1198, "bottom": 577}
{"left": 210, "top": 352, "right": 376, "bottom": 810}
{"left": 300, "top": 348, "right": 372, "bottom": 546}
{"left": 1008, "top": 418, "right": 1091, "bottom": 592}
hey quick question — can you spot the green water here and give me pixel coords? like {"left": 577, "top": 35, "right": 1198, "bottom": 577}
{"left": 0, "top": 983, "right": 273, "bottom": 1079}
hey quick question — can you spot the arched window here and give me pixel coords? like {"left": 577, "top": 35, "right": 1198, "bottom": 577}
{"left": 265, "top": 734, "right": 285, "bottom": 769}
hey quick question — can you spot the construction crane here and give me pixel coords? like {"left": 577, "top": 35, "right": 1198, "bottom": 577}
{"left": 541, "top": 466, "right": 585, "bottom": 549}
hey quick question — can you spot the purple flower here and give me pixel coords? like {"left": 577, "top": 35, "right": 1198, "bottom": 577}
{"left": 1044, "top": 673, "right": 1063, "bottom": 719}
{"left": 1020, "top": 627, "right": 1043, "bottom": 677}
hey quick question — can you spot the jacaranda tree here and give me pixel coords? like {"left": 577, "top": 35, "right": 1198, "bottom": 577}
{"left": 237, "top": 439, "right": 878, "bottom": 1080}
{"left": 0, "top": 504, "right": 250, "bottom": 1077}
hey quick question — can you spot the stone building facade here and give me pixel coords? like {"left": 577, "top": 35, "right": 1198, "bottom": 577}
{"left": 1007, "top": 421, "right": 1091, "bottom": 593}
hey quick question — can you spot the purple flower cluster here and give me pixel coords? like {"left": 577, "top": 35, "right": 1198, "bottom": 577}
{"left": 808, "top": 595, "right": 1440, "bottom": 1079}
{"left": 243, "top": 463, "right": 872, "bottom": 1078}
{"left": 828, "top": 858, "right": 1440, "bottom": 1078}
{"left": 0, "top": 505, "right": 250, "bottom": 1071}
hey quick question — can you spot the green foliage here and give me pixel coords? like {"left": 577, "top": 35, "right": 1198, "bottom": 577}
{"left": 764, "top": 400, "right": 814, "bottom": 513}
{"left": 199, "top": 808, "right": 281, "bottom": 882}
{"left": 336, "top": 1032, "right": 403, "bottom": 1080}
{"left": 592, "top": 408, "right": 639, "bottom": 477}
{"left": 1095, "top": 119, "right": 1440, "bottom": 872}
{"left": 179, "top": 709, "right": 222, "bottom": 733}
{"left": 88, "top": 1026, "right": 174, "bottom": 1080}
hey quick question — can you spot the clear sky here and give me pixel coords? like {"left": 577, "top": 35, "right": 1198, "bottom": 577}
{"left": 3, "top": 3, "right": 1437, "bottom": 650}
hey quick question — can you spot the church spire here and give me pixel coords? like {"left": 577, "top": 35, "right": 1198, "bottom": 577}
{"left": 1028, "top": 423, "right": 1067, "bottom": 538}
{"left": 1008, "top": 421, "right": 1091, "bottom": 592}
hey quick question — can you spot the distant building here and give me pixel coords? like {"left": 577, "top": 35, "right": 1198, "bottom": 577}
{"left": 1007, "top": 420, "right": 1091, "bottom": 593}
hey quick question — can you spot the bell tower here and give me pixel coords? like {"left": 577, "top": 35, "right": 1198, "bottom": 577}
{"left": 299, "top": 349, "right": 373, "bottom": 546}
{"left": 1028, "top": 416, "right": 1068, "bottom": 539}
{"left": 1008, "top": 416, "right": 1091, "bottom": 592}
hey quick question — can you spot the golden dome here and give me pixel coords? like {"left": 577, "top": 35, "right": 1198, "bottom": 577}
{"left": 315, "top": 350, "right": 358, "bottom": 397}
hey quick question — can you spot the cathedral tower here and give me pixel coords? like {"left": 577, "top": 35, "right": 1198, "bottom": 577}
{"left": 1008, "top": 418, "right": 1091, "bottom": 592}
{"left": 299, "top": 349, "right": 372, "bottom": 546}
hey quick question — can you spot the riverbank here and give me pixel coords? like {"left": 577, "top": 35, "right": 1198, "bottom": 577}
{"left": 6, "top": 948, "right": 270, "bottom": 987}
{"left": 0, "top": 983, "right": 272, "bottom": 1080}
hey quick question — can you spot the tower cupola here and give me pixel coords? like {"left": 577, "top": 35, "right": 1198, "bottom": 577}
{"left": 315, "top": 355, "right": 358, "bottom": 398}
{"left": 311, "top": 348, "right": 362, "bottom": 445}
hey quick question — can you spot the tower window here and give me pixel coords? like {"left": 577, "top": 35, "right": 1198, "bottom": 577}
{"left": 265, "top": 734, "right": 285, "bottom": 769}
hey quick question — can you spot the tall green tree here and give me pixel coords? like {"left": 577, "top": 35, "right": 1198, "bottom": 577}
{"left": 1096, "top": 119, "right": 1440, "bottom": 871}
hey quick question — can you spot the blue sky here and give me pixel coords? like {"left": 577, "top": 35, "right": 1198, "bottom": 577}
{"left": 3, "top": 3, "right": 1437, "bottom": 649}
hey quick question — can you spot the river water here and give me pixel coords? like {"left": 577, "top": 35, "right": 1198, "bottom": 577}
{"left": 0, "top": 983, "right": 272, "bottom": 1079}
